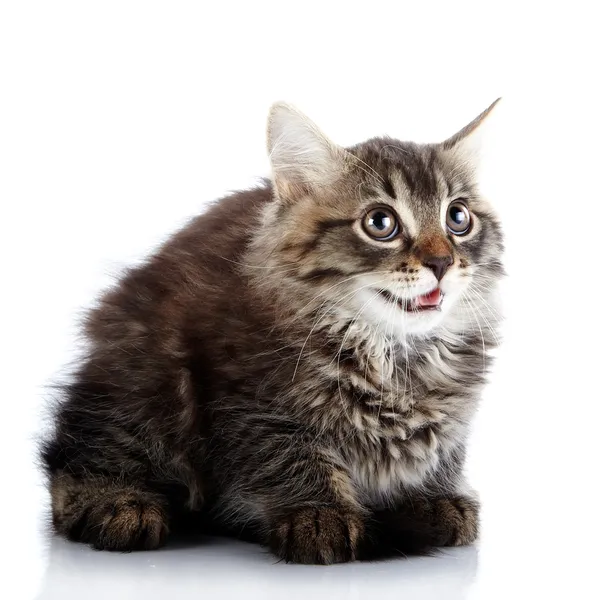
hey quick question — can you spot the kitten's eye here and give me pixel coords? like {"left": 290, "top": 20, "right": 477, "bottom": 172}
{"left": 362, "top": 207, "right": 399, "bottom": 241}
{"left": 446, "top": 201, "right": 472, "bottom": 236}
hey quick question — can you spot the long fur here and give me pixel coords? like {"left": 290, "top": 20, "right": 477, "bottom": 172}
{"left": 41, "top": 103, "right": 503, "bottom": 563}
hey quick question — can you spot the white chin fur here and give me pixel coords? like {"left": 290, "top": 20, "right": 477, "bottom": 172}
{"left": 360, "top": 289, "right": 448, "bottom": 337}
{"left": 349, "top": 274, "right": 467, "bottom": 338}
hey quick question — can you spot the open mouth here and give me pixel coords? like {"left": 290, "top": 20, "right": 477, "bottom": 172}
{"left": 378, "top": 288, "right": 444, "bottom": 312}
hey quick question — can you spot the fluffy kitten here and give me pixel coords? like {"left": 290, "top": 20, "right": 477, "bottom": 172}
{"left": 42, "top": 101, "right": 503, "bottom": 564}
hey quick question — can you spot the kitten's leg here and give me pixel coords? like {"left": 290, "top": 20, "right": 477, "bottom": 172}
{"left": 224, "top": 444, "right": 365, "bottom": 564}
{"left": 50, "top": 472, "right": 170, "bottom": 551}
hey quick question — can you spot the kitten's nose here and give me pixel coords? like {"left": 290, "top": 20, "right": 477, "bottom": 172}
{"left": 422, "top": 255, "right": 454, "bottom": 281}
{"left": 415, "top": 234, "right": 454, "bottom": 281}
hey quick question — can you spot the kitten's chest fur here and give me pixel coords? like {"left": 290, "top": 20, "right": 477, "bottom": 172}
{"left": 311, "top": 330, "right": 485, "bottom": 508}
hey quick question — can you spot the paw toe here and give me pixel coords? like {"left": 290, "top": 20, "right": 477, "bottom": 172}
{"left": 271, "top": 507, "right": 362, "bottom": 565}
{"left": 94, "top": 497, "right": 168, "bottom": 551}
{"left": 436, "top": 496, "right": 479, "bottom": 546}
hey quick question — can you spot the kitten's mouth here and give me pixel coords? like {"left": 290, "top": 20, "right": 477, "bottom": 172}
{"left": 378, "top": 288, "right": 443, "bottom": 312}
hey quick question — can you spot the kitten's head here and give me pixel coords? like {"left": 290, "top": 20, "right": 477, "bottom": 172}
{"left": 259, "top": 102, "right": 503, "bottom": 339}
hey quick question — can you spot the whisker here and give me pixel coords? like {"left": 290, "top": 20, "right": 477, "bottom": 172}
{"left": 292, "top": 278, "right": 389, "bottom": 383}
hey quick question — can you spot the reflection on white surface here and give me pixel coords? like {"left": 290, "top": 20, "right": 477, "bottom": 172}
{"left": 37, "top": 535, "right": 478, "bottom": 600}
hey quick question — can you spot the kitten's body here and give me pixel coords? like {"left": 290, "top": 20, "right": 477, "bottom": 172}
{"left": 43, "top": 104, "right": 502, "bottom": 563}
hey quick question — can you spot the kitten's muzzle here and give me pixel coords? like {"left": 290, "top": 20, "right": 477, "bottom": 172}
{"left": 414, "top": 235, "right": 454, "bottom": 281}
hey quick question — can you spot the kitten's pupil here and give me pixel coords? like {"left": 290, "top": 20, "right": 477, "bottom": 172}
{"left": 450, "top": 207, "right": 465, "bottom": 224}
{"left": 371, "top": 212, "right": 390, "bottom": 231}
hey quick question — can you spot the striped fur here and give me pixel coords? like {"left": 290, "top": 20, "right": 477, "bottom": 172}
{"left": 41, "top": 102, "right": 503, "bottom": 563}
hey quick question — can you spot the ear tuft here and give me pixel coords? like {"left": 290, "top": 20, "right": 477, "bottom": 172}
{"left": 440, "top": 98, "right": 501, "bottom": 171}
{"left": 266, "top": 103, "right": 346, "bottom": 199}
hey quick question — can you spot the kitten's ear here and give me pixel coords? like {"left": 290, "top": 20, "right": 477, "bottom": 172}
{"left": 440, "top": 98, "right": 501, "bottom": 171}
{"left": 267, "top": 102, "right": 347, "bottom": 201}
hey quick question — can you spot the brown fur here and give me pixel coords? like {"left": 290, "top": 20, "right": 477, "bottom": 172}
{"left": 271, "top": 507, "right": 364, "bottom": 564}
{"left": 51, "top": 473, "right": 169, "bottom": 550}
{"left": 41, "top": 102, "right": 503, "bottom": 563}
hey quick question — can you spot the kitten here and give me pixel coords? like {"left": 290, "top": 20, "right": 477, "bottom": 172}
{"left": 41, "top": 101, "right": 503, "bottom": 564}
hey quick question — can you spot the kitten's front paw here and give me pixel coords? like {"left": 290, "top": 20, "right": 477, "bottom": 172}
{"left": 270, "top": 507, "right": 364, "bottom": 564}
{"left": 432, "top": 496, "right": 479, "bottom": 546}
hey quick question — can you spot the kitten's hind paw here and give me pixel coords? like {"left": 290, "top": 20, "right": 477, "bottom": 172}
{"left": 51, "top": 475, "right": 169, "bottom": 551}
{"left": 87, "top": 492, "right": 169, "bottom": 551}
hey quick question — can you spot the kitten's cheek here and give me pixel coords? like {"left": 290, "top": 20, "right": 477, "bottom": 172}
{"left": 436, "top": 287, "right": 460, "bottom": 314}
{"left": 439, "top": 274, "right": 467, "bottom": 301}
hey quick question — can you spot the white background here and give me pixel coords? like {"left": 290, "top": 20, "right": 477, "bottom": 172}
{"left": 1, "top": 2, "right": 599, "bottom": 599}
